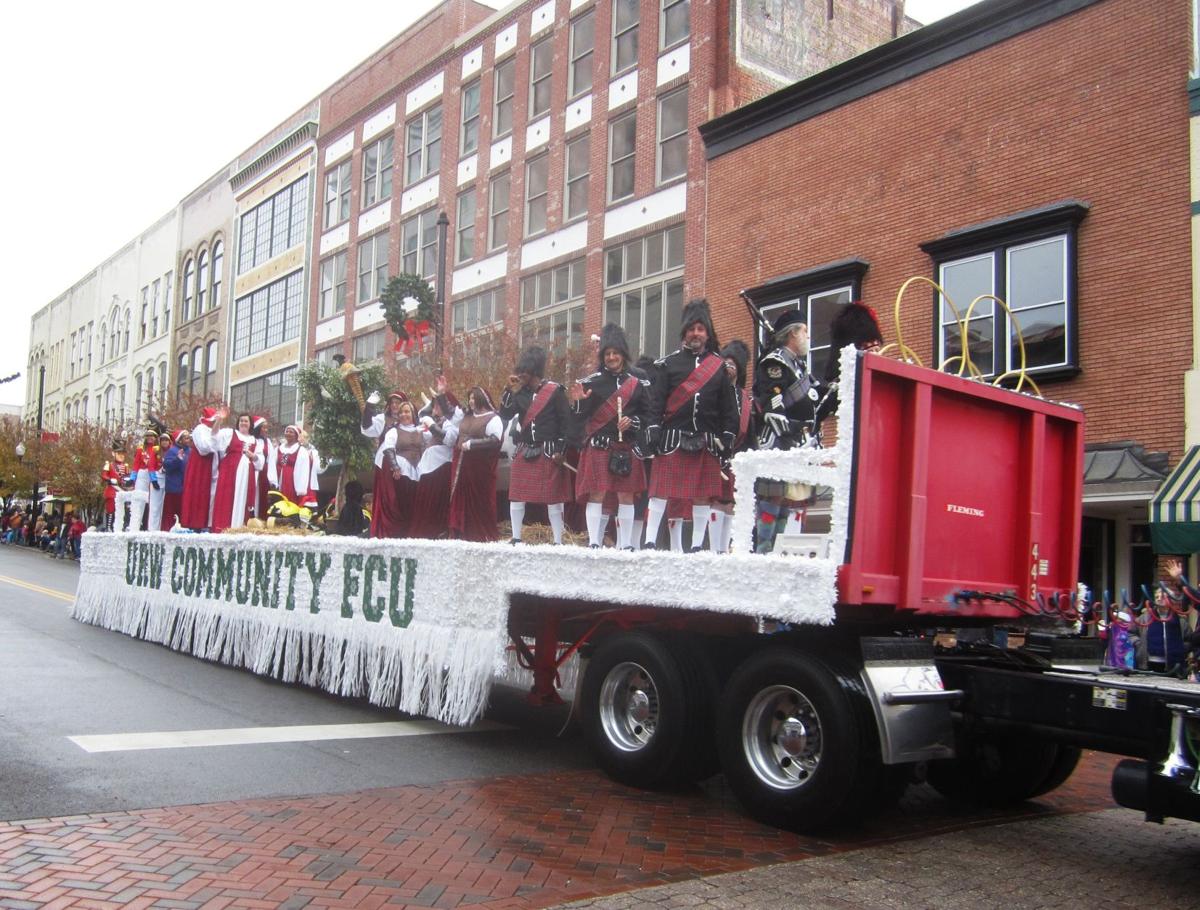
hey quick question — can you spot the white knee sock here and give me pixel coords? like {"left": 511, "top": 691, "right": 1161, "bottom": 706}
{"left": 669, "top": 518, "right": 683, "bottom": 552}
{"left": 547, "top": 502, "right": 565, "bottom": 544}
{"left": 720, "top": 511, "right": 735, "bottom": 553}
{"left": 643, "top": 498, "right": 666, "bottom": 547}
{"left": 631, "top": 518, "right": 644, "bottom": 547}
{"left": 709, "top": 510, "right": 726, "bottom": 552}
{"left": 510, "top": 501, "right": 526, "bottom": 541}
{"left": 691, "top": 504, "right": 713, "bottom": 550}
{"left": 585, "top": 501, "right": 604, "bottom": 546}
{"left": 616, "top": 503, "right": 635, "bottom": 549}
{"left": 602, "top": 512, "right": 612, "bottom": 543}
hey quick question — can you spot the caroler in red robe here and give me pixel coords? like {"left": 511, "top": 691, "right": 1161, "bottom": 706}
{"left": 101, "top": 440, "right": 128, "bottom": 532}
{"left": 447, "top": 387, "right": 503, "bottom": 541}
{"left": 362, "top": 391, "right": 417, "bottom": 538}
{"left": 409, "top": 384, "right": 462, "bottom": 539}
{"left": 210, "top": 413, "right": 265, "bottom": 533}
{"left": 180, "top": 407, "right": 221, "bottom": 531}
{"left": 250, "top": 416, "right": 274, "bottom": 520}
{"left": 274, "top": 424, "right": 311, "bottom": 505}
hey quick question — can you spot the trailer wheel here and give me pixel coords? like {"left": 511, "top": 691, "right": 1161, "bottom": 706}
{"left": 927, "top": 733, "right": 1059, "bottom": 807}
{"left": 716, "top": 647, "right": 880, "bottom": 832}
{"left": 1030, "top": 744, "right": 1082, "bottom": 798}
{"left": 579, "top": 631, "right": 713, "bottom": 788}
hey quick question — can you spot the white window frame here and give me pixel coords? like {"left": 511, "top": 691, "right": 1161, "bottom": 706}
{"left": 357, "top": 232, "right": 391, "bottom": 304}
{"left": 660, "top": 0, "right": 690, "bottom": 51}
{"left": 608, "top": 110, "right": 636, "bottom": 203}
{"left": 461, "top": 79, "right": 481, "bottom": 156}
{"left": 524, "top": 154, "right": 549, "bottom": 238}
{"left": 656, "top": 86, "right": 688, "bottom": 185}
{"left": 569, "top": 10, "right": 595, "bottom": 100}
{"left": 488, "top": 172, "right": 510, "bottom": 251}
{"left": 405, "top": 105, "right": 442, "bottom": 186}
{"left": 529, "top": 36, "right": 553, "bottom": 119}
{"left": 324, "top": 160, "right": 352, "bottom": 227}
{"left": 564, "top": 134, "right": 590, "bottom": 223}
{"left": 362, "top": 134, "right": 394, "bottom": 209}
{"left": 456, "top": 188, "right": 476, "bottom": 264}
{"left": 612, "top": 0, "right": 639, "bottom": 76}
{"left": 319, "top": 251, "right": 347, "bottom": 319}
{"left": 493, "top": 58, "right": 515, "bottom": 139}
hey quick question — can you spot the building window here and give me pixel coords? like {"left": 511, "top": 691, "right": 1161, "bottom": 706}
{"left": 315, "top": 345, "right": 342, "bottom": 365}
{"left": 229, "top": 366, "right": 298, "bottom": 424}
{"left": 608, "top": 110, "right": 636, "bottom": 203}
{"left": 452, "top": 286, "right": 504, "bottom": 334}
{"left": 461, "top": 79, "right": 481, "bottom": 156}
{"left": 741, "top": 258, "right": 867, "bottom": 379}
{"left": 405, "top": 104, "right": 442, "bottom": 186}
{"left": 921, "top": 201, "right": 1086, "bottom": 379}
{"left": 158, "top": 362, "right": 166, "bottom": 399}
{"left": 191, "top": 345, "right": 203, "bottom": 393}
{"left": 163, "top": 270, "right": 173, "bottom": 333}
{"left": 529, "top": 36, "right": 553, "bottom": 119}
{"left": 604, "top": 225, "right": 686, "bottom": 360}
{"left": 357, "top": 232, "right": 390, "bottom": 304}
{"left": 205, "top": 341, "right": 218, "bottom": 394}
{"left": 239, "top": 175, "right": 310, "bottom": 273}
{"left": 182, "top": 257, "right": 195, "bottom": 322}
{"left": 493, "top": 57, "right": 515, "bottom": 139}
{"left": 123, "top": 309, "right": 131, "bottom": 353}
{"left": 139, "top": 291, "right": 148, "bottom": 344}
{"left": 210, "top": 241, "right": 223, "bottom": 311}
{"left": 353, "top": 329, "right": 387, "bottom": 363}
{"left": 520, "top": 259, "right": 586, "bottom": 357}
{"left": 456, "top": 188, "right": 476, "bottom": 264}
{"left": 522, "top": 257, "right": 585, "bottom": 315}
{"left": 661, "top": 0, "right": 689, "bottom": 50}
{"left": 489, "top": 172, "right": 510, "bottom": 250}
{"left": 135, "top": 374, "right": 143, "bottom": 414}
{"left": 324, "top": 161, "right": 352, "bottom": 227}
{"left": 151, "top": 280, "right": 160, "bottom": 336}
{"left": 319, "top": 251, "right": 348, "bottom": 319}
{"left": 612, "top": 0, "right": 639, "bottom": 75}
{"left": 525, "top": 154, "right": 549, "bottom": 238}
{"left": 569, "top": 10, "right": 595, "bottom": 99}
{"left": 196, "top": 249, "right": 209, "bottom": 315}
{"left": 362, "top": 135, "right": 394, "bottom": 209}
{"left": 657, "top": 86, "right": 688, "bottom": 184}
{"left": 232, "top": 270, "right": 305, "bottom": 361}
{"left": 401, "top": 209, "right": 438, "bottom": 280}
{"left": 564, "top": 135, "right": 590, "bottom": 222}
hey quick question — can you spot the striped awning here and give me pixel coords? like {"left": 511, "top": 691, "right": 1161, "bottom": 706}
{"left": 1149, "top": 445, "right": 1200, "bottom": 553}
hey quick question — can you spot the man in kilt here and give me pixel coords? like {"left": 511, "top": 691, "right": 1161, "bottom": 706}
{"left": 752, "top": 309, "right": 828, "bottom": 553}
{"left": 641, "top": 298, "right": 738, "bottom": 550}
{"left": 706, "top": 339, "right": 754, "bottom": 552}
{"left": 500, "top": 345, "right": 573, "bottom": 544}
{"left": 569, "top": 323, "right": 650, "bottom": 550}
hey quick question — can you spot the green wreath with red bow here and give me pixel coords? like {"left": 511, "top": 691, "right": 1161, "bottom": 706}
{"left": 381, "top": 273, "right": 438, "bottom": 354}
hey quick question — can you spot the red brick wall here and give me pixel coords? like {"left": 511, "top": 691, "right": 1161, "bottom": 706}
{"left": 701, "top": 0, "right": 1192, "bottom": 459}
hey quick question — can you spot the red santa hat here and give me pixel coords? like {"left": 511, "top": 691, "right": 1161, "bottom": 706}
{"left": 171, "top": 430, "right": 186, "bottom": 445}
{"left": 284, "top": 424, "right": 301, "bottom": 437}
{"left": 200, "top": 407, "right": 217, "bottom": 427}
{"left": 386, "top": 390, "right": 409, "bottom": 404}
{"left": 300, "top": 493, "right": 319, "bottom": 509}
{"left": 251, "top": 415, "right": 268, "bottom": 432}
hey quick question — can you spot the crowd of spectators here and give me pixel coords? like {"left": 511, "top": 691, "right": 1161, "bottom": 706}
{"left": 0, "top": 505, "right": 86, "bottom": 559}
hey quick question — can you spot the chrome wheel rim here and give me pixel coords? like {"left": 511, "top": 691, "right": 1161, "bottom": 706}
{"left": 598, "top": 661, "right": 659, "bottom": 752}
{"left": 742, "top": 684, "right": 822, "bottom": 790}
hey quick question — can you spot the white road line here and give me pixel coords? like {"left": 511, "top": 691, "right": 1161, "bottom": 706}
{"left": 68, "top": 720, "right": 509, "bottom": 753}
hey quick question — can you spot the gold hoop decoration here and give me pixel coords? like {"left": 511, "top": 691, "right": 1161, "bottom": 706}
{"left": 971, "top": 293, "right": 1042, "bottom": 397}
{"left": 880, "top": 276, "right": 974, "bottom": 373}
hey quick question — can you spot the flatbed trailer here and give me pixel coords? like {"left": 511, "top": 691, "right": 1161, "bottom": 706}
{"left": 74, "top": 348, "right": 1200, "bottom": 832}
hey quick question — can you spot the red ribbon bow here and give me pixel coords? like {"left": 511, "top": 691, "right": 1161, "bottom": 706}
{"left": 394, "top": 319, "right": 432, "bottom": 354}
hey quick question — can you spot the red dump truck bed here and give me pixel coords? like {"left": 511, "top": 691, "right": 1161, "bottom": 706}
{"left": 838, "top": 353, "right": 1084, "bottom": 618}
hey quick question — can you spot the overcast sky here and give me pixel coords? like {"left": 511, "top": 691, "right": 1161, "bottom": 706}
{"left": 0, "top": 0, "right": 979, "bottom": 410}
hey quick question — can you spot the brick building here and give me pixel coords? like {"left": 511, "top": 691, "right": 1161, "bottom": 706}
{"left": 698, "top": 0, "right": 1193, "bottom": 595}
{"left": 303, "top": 0, "right": 912, "bottom": 373}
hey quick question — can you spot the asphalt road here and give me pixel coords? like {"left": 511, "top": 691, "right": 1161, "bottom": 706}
{"left": 0, "top": 541, "right": 591, "bottom": 822}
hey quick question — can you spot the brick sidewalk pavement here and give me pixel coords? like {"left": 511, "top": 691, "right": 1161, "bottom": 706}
{"left": 0, "top": 753, "right": 1123, "bottom": 909}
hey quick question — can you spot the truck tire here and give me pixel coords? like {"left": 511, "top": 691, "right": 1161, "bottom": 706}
{"left": 579, "top": 631, "right": 714, "bottom": 788}
{"left": 1030, "top": 744, "right": 1082, "bottom": 797}
{"left": 926, "top": 733, "right": 1059, "bottom": 807}
{"left": 716, "top": 647, "right": 882, "bottom": 832}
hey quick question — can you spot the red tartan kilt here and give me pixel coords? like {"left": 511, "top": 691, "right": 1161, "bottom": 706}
{"left": 508, "top": 446, "right": 573, "bottom": 504}
{"left": 574, "top": 444, "right": 646, "bottom": 499}
{"left": 647, "top": 448, "right": 724, "bottom": 501}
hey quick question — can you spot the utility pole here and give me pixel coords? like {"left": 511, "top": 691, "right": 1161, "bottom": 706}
{"left": 33, "top": 364, "right": 44, "bottom": 516}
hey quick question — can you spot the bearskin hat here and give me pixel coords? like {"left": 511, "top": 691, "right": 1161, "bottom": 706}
{"left": 679, "top": 298, "right": 720, "bottom": 353}
{"left": 720, "top": 339, "right": 750, "bottom": 387}
{"left": 830, "top": 302, "right": 883, "bottom": 352}
{"left": 597, "top": 322, "right": 632, "bottom": 369}
{"left": 516, "top": 345, "right": 547, "bottom": 378}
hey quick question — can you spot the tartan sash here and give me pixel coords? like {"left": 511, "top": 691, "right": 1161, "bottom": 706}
{"left": 585, "top": 375, "right": 639, "bottom": 437}
{"left": 664, "top": 353, "right": 722, "bottom": 421}
{"left": 523, "top": 381, "right": 558, "bottom": 426}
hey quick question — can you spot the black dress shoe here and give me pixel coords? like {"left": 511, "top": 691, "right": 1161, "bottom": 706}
{"left": 641, "top": 541, "right": 657, "bottom": 550}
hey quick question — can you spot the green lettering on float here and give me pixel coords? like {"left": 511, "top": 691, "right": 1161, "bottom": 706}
{"left": 183, "top": 547, "right": 199, "bottom": 596}
{"left": 282, "top": 551, "right": 304, "bottom": 611}
{"left": 170, "top": 546, "right": 185, "bottom": 594}
{"left": 342, "top": 553, "right": 363, "bottom": 618}
{"left": 148, "top": 544, "right": 164, "bottom": 589}
{"left": 361, "top": 554, "right": 387, "bottom": 623}
{"left": 271, "top": 550, "right": 284, "bottom": 609}
{"left": 388, "top": 557, "right": 416, "bottom": 629}
{"left": 125, "top": 540, "right": 136, "bottom": 585}
{"left": 233, "top": 551, "right": 252, "bottom": 605}
{"left": 252, "top": 551, "right": 272, "bottom": 607}
{"left": 196, "top": 548, "right": 215, "bottom": 597}
{"left": 304, "top": 552, "right": 332, "bottom": 614}
{"left": 215, "top": 548, "right": 237, "bottom": 601}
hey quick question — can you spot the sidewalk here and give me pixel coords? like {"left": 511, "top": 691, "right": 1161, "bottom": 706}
{"left": 0, "top": 753, "right": 1131, "bottom": 909}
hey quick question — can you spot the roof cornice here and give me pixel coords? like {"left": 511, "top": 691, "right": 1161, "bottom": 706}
{"left": 230, "top": 121, "right": 319, "bottom": 192}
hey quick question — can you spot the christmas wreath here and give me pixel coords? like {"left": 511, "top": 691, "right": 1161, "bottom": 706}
{"left": 380, "top": 274, "right": 438, "bottom": 354}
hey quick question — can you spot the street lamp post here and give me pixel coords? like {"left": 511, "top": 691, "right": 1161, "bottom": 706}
{"left": 435, "top": 210, "right": 449, "bottom": 370}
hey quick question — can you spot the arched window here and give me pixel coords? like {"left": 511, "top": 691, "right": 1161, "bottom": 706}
{"left": 177, "top": 352, "right": 189, "bottom": 398}
{"left": 145, "top": 368, "right": 155, "bottom": 407}
{"left": 135, "top": 374, "right": 143, "bottom": 415}
{"left": 191, "top": 345, "right": 202, "bottom": 392}
{"left": 182, "top": 257, "right": 195, "bottom": 322}
{"left": 205, "top": 340, "right": 218, "bottom": 394}
{"left": 196, "top": 250, "right": 209, "bottom": 315}
{"left": 99, "top": 322, "right": 107, "bottom": 362}
{"left": 210, "top": 241, "right": 223, "bottom": 310}
{"left": 123, "top": 308, "right": 131, "bottom": 353}
{"left": 158, "top": 362, "right": 167, "bottom": 401}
